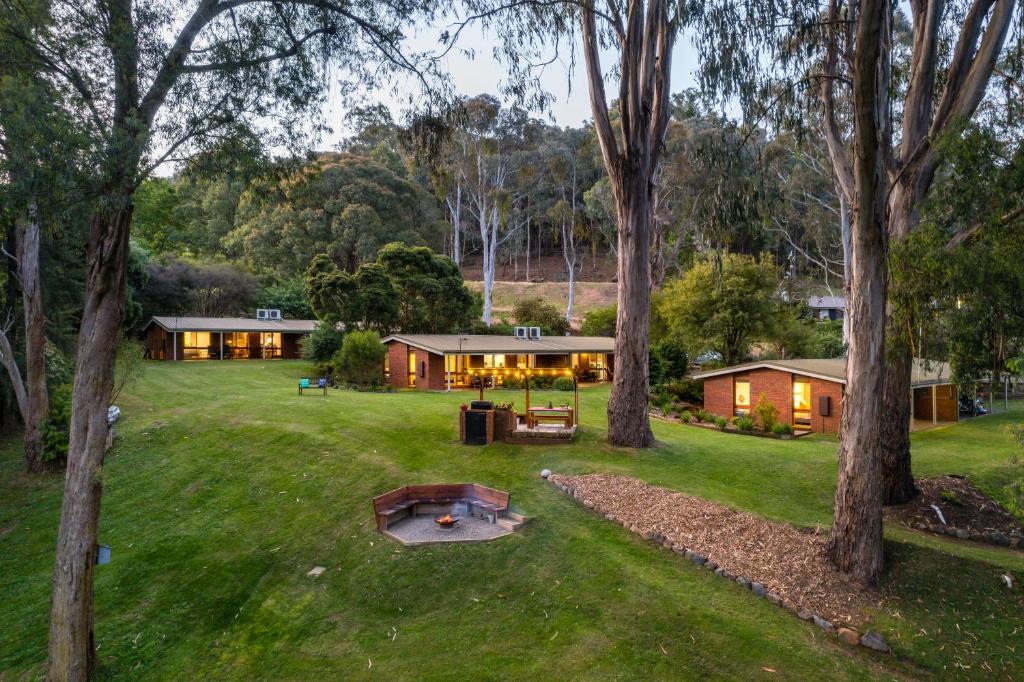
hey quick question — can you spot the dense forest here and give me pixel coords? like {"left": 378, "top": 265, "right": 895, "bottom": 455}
{"left": 124, "top": 93, "right": 847, "bottom": 325}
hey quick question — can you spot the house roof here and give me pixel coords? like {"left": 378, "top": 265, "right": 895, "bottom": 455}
{"left": 692, "top": 357, "right": 953, "bottom": 387}
{"left": 147, "top": 316, "right": 318, "bottom": 333}
{"left": 807, "top": 295, "right": 847, "bottom": 309}
{"left": 381, "top": 334, "right": 615, "bottom": 355}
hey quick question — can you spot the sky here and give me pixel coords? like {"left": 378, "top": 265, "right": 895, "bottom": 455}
{"left": 318, "top": 19, "right": 704, "bottom": 148}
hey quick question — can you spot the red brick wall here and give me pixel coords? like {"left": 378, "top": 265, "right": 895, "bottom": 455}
{"left": 808, "top": 377, "right": 844, "bottom": 433}
{"left": 387, "top": 342, "right": 408, "bottom": 388}
{"left": 703, "top": 376, "right": 733, "bottom": 418}
{"left": 749, "top": 369, "right": 793, "bottom": 428}
{"left": 421, "top": 351, "right": 446, "bottom": 390}
{"left": 701, "top": 369, "right": 845, "bottom": 433}
{"left": 282, "top": 333, "right": 303, "bottom": 359}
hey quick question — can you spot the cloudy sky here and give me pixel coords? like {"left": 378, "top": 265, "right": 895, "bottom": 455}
{"left": 318, "top": 19, "right": 703, "bottom": 147}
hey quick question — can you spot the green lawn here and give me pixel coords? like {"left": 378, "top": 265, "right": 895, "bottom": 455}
{"left": 1, "top": 361, "right": 1022, "bottom": 680}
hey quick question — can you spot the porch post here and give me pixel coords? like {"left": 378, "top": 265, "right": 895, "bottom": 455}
{"left": 172, "top": 331, "right": 177, "bottom": 361}
{"left": 446, "top": 354, "right": 451, "bottom": 392}
{"left": 931, "top": 384, "right": 938, "bottom": 425}
{"left": 220, "top": 331, "right": 225, "bottom": 360}
{"left": 910, "top": 386, "right": 915, "bottom": 421}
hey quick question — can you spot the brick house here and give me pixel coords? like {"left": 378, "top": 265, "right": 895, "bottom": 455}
{"left": 381, "top": 333, "right": 616, "bottom": 390}
{"left": 143, "top": 315, "right": 317, "bottom": 360}
{"left": 694, "top": 358, "right": 957, "bottom": 434}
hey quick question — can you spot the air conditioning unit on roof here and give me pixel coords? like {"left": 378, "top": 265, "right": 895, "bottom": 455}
{"left": 529, "top": 327, "right": 541, "bottom": 340}
{"left": 268, "top": 309, "right": 282, "bottom": 320}
{"left": 256, "top": 309, "right": 269, "bottom": 320}
{"left": 514, "top": 326, "right": 528, "bottom": 340}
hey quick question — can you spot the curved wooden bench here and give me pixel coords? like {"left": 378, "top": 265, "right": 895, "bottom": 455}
{"left": 371, "top": 483, "right": 510, "bottom": 531}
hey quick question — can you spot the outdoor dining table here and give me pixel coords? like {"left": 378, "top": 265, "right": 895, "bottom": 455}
{"left": 527, "top": 406, "right": 574, "bottom": 428}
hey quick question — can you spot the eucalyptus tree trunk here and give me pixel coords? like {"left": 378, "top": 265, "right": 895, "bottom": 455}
{"left": 446, "top": 182, "right": 462, "bottom": 266}
{"left": 839, "top": 192, "right": 851, "bottom": 345}
{"left": 580, "top": 0, "right": 676, "bottom": 448}
{"left": 17, "top": 201, "right": 50, "bottom": 473}
{"left": 828, "top": 0, "right": 889, "bottom": 585}
{"left": 48, "top": 200, "right": 133, "bottom": 681}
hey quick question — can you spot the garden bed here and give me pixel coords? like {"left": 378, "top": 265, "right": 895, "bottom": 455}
{"left": 884, "top": 475, "right": 1023, "bottom": 548}
{"left": 547, "top": 473, "right": 883, "bottom": 634}
{"left": 650, "top": 410, "right": 811, "bottom": 438}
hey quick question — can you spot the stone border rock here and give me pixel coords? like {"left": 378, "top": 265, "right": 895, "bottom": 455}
{"left": 542, "top": 470, "right": 891, "bottom": 655}
{"left": 902, "top": 519, "right": 1022, "bottom": 550}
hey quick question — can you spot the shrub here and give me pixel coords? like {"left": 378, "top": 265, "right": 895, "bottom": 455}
{"left": 527, "top": 374, "right": 555, "bottom": 389}
{"left": 651, "top": 338, "right": 688, "bottom": 383}
{"left": 501, "top": 375, "right": 524, "bottom": 389}
{"left": 734, "top": 415, "right": 756, "bottom": 431}
{"left": 713, "top": 415, "right": 728, "bottom": 430}
{"left": 694, "top": 409, "right": 710, "bottom": 423}
{"left": 581, "top": 304, "right": 616, "bottom": 336}
{"left": 494, "top": 401, "right": 514, "bottom": 411}
{"left": 333, "top": 330, "right": 385, "bottom": 385}
{"left": 940, "top": 489, "right": 963, "bottom": 506}
{"left": 511, "top": 297, "right": 570, "bottom": 336}
{"left": 302, "top": 323, "right": 343, "bottom": 365}
{"left": 43, "top": 384, "right": 73, "bottom": 465}
{"left": 771, "top": 423, "right": 793, "bottom": 436}
{"left": 648, "top": 348, "right": 666, "bottom": 387}
{"left": 552, "top": 376, "right": 575, "bottom": 391}
{"left": 665, "top": 378, "right": 703, "bottom": 405}
{"left": 753, "top": 393, "right": 779, "bottom": 432}
{"left": 679, "top": 410, "right": 692, "bottom": 423}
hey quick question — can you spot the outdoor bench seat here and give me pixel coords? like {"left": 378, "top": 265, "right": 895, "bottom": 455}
{"left": 371, "top": 483, "right": 511, "bottom": 531}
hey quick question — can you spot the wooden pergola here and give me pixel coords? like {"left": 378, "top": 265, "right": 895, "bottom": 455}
{"left": 472, "top": 367, "right": 579, "bottom": 427}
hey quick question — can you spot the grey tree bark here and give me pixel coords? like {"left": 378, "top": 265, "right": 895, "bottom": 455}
{"left": 827, "top": 0, "right": 889, "bottom": 585}
{"left": 16, "top": 201, "right": 50, "bottom": 472}
{"left": 580, "top": 0, "right": 677, "bottom": 447}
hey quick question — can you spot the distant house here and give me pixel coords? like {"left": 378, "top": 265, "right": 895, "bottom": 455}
{"left": 807, "top": 295, "right": 846, "bottom": 322}
{"left": 694, "top": 358, "right": 956, "bottom": 434}
{"left": 143, "top": 311, "right": 317, "bottom": 360}
{"left": 381, "top": 331, "right": 615, "bottom": 390}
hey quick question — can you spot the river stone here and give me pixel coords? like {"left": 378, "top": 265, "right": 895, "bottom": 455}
{"left": 766, "top": 593, "right": 782, "bottom": 605}
{"left": 736, "top": 577, "right": 751, "bottom": 590}
{"left": 307, "top": 566, "right": 326, "bottom": 578}
{"left": 540, "top": 469, "right": 551, "bottom": 478}
{"left": 704, "top": 562, "right": 718, "bottom": 572}
{"left": 955, "top": 528, "right": 970, "bottom": 539}
{"left": 812, "top": 615, "right": 834, "bottom": 632}
{"left": 987, "top": 531, "right": 1011, "bottom": 547}
{"left": 859, "top": 631, "right": 890, "bottom": 652}
{"left": 751, "top": 582, "right": 766, "bottom": 597}
{"left": 797, "top": 609, "right": 814, "bottom": 621}
{"left": 837, "top": 628, "right": 860, "bottom": 646}
{"left": 714, "top": 567, "right": 725, "bottom": 577}
{"left": 690, "top": 554, "right": 707, "bottom": 566}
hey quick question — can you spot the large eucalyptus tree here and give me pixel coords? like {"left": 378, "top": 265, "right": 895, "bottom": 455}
{"left": 817, "top": 0, "right": 1020, "bottom": 505}
{"left": 1, "top": 0, "right": 447, "bottom": 677}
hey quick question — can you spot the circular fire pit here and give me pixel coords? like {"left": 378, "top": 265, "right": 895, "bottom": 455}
{"left": 434, "top": 514, "right": 460, "bottom": 530}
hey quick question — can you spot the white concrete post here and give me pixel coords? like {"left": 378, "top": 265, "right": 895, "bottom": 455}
{"left": 220, "top": 331, "right": 225, "bottom": 360}
{"left": 931, "top": 384, "right": 938, "bottom": 425}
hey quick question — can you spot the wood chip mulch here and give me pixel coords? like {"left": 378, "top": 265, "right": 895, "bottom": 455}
{"left": 550, "top": 473, "right": 881, "bottom": 626}
{"left": 884, "top": 475, "right": 1024, "bottom": 538}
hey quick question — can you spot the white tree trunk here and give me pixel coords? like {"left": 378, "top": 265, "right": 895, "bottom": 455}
{"left": 446, "top": 182, "right": 462, "bottom": 266}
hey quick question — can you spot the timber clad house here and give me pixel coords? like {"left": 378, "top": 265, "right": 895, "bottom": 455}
{"left": 695, "top": 358, "right": 957, "bottom": 434}
{"left": 382, "top": 332, "right": 616, "bottom": 390}
{"left": 143, "top": 313, "right": 317, "bottom": 360}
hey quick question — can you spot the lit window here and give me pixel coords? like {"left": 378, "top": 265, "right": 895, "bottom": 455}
{"left": 793, "top": 381, "right": 811, "bottom": 411}
{"left": 734, "top": 380, "right": 751, "bottom": 408}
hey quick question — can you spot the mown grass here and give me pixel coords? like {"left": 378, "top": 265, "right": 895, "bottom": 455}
{"left": 1, "top": 361, "right": 1022, "bottom": 680}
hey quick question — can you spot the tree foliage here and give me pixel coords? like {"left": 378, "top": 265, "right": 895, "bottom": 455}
{"left": 659, "top": 254, "right": 783, "bottom": 365}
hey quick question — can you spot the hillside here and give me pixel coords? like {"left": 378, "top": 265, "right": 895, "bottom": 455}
{"left": 464, "top": 280, "right": 618, "bottom": 328}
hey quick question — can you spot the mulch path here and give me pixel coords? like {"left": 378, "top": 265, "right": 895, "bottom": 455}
{"left": 884, "top": 475, "right": 1024, "bottom": 537}
{"left": 550, "top": 473, "right": 880, "bottom": 626}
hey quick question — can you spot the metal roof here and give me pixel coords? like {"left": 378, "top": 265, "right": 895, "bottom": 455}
{"left": 147, "top": 316, "right": 318, "bottom": 333}
{"left": 381, "top": 334, "right": 615, "bottom": 355}
{"left": 807, "top": 295, "right": 847, "bottom": 309}
{"left": 693, "top": 357, "right": 953, "bottom": 387}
